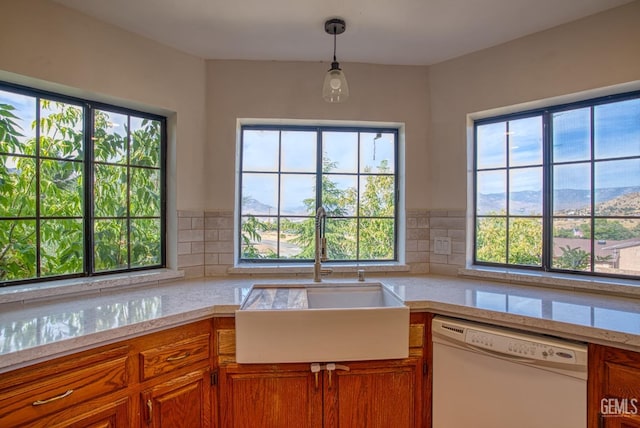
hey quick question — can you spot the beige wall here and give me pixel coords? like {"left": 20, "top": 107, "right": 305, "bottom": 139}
{"left": 205, "top": 60, "right": 430, "bottom": 210}
{"left": 428, "top": 0, "right": 640, "bottom": 210}
{"left": 0, "top": 0, "right": 207, "bottom": 212}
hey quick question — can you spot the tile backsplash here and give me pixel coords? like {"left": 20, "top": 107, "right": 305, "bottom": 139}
{"left": 177, "top": 209, "right": 466, "bottom": 277}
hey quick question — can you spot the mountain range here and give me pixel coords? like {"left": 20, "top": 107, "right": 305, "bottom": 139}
{"left": 477, "top": 186, "right": 640, "bottom": 215}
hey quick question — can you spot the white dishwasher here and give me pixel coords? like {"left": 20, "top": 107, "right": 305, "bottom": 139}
{"left": 432, "top": 316, "right": 587, "bottom": 428}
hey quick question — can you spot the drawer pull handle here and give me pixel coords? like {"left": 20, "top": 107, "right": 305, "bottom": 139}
{"left": 32, "top": 389, "right": 74, "bottom": 406}
{"left": 166, "top": 352, "right": 190, "bottom": 362}
{"left": 147, "top": 399, "right": 153, "bottom": 424}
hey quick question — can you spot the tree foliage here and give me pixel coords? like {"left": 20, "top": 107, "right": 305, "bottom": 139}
{"left": 0, "top": 94, "right": 162, "bottom": 283}
{"left": 241, "top": 158, "right": 396, "bottom": 261}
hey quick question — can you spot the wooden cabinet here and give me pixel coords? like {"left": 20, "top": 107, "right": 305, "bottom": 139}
{"left": 142, "top": 368, "right": 211, "bottom": 428}
{"left": 218, "top": 363, "right": 323, "bottom": 428}
{"left": 0, "top": 346, "right": 130, "bottom": 427}
{"left": 324, "top": 359, "right": 422, "bottom": 427}
{"left": 136, "top": 321, "right": 213, "bottom": 428}
{"left": 214, "top": 313, "right": 429, "bottom": 428}
{"left": 589, "top": 344, "right": 640, "bottom": 428}
{"left": 0, "top": 319, "right": 214, "bottom": 428}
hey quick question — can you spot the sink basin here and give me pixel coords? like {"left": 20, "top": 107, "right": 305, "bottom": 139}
{"left": 235, "top": 282, "right": 409, "bottom": 364}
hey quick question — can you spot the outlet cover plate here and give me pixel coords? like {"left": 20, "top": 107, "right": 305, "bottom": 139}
{"left": 434, "top": 237, "right": 452, "bottom": 255}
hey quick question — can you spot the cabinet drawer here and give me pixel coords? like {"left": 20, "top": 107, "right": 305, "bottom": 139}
{"left": 0, "top": 355, "right": 128, "bottom": 426}
{"left": 140, "top": 333, "right": 210, "bottom": 381}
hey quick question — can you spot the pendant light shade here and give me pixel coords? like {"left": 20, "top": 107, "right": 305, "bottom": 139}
{"left": 322, "top": 18, "right": 349, "bottom": 103}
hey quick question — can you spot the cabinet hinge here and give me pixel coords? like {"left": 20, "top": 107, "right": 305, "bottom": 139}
{"left": 423, "top": 362, "right": 428, "bottom": 375}
{"left": 211, "top": 370, "right": 218, "bottom": 386}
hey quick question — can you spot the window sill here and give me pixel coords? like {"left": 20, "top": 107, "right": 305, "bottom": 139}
{"left": 228, "top": 262, "right": 411, "bottom": 277}
{"left": 0, "top": 269, "right": 184, "bottom": 305}
{"left": 459, "top": 266, "right": 640, "bottom": 298}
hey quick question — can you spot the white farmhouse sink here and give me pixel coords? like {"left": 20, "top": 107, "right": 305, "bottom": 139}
{"left": 235, "top": 282, "right": 409, "bottom": 364}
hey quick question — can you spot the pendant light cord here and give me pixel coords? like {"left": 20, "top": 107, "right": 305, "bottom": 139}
{"left": 333, "top": 30, "right": 337, "bottom": 62}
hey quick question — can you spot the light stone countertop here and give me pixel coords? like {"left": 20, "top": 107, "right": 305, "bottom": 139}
{"left": 1, "top": 273, "right": 640, "bottom": 373}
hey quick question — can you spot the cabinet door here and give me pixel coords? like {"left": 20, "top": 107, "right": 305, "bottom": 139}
{"left": 324, "top": 359, "right": 422, "bottom": 428}
{"left": 142, "top": 368, "right": 211, "bottom": 428}
{"left": 603, "top": 416, "right": 640, "bottom": 428}
{"left": 590, "top": 344, "right": 640, "bottom": 428}
{"left": 218, "top": 364, "right": 322, "bottom": 428}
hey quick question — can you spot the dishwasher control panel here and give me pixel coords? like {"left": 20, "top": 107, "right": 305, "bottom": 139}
{"left": 432, "top": 316, "right": 588, "bottom": 368}
{"left": 465, "top": 328, "right": 578, "bottom": 364}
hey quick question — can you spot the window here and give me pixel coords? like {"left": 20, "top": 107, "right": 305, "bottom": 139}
{"left": 239, "top": 125, "right": 398, "bottom": 262}
{"left": 0, "top": 82, "right": 165, "bottom": 285}
{"left": 474, "top": 91, "right": 640, "bottom": 279}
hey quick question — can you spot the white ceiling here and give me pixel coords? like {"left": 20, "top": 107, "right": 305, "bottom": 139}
{"left": 53, "top": 0, "right": 633, "bottom": 65}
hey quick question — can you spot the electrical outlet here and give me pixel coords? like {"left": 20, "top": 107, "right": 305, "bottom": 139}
{"left": 434, "top": 237, "right": 452, "bottom": 255}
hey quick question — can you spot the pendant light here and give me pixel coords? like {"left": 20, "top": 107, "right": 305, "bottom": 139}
{"left": 322, "top": 18, "right": 349, "bottom": 103}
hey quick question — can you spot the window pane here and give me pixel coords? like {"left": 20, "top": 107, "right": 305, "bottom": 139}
{"left": 476, "top": 122, "right": 506, "bottom": 169}
{"left": 131, "top": 218, "right": 161, "bottom": 267}
{"left": 594, "top": 159, "right": 640, "bottom": 216}
{"left": 594, "top": 98, "right": 640, "bottom": 159}
{"left": 359, "top": 174, "right": 394, "bottom": 217}
{"left": 552, "top": 218, "right": 591, "bottom": 271}
{"left": 553, "top": 217, "right": 591, "bottom": 240}
{"left": 0, "top": 90, "right": 36, "bottom": 155}
{"left": 360, "top": 132, "right": 395, "bottom": 173}
{"left": 94, "top": 219, "right": 128, "bottom": 271}
{"left": 130, "top": 117, "right": 161, "bottom": 167}
{"left": 508, "top": 217, "right": 542, "bottom": 266}
{"left": 280, "top": 174, "right": 315, "bottom": 216}
{"left": 509, "top": 167, "right": 542, "bottom": 216}
{"left": 39, "top": 100, "right": 83, "bottom": 160}
{"left": 476, "top": 170, "right": 506, "bottom": 215}
{"left": 94, "top": 164, "right": 127, "bottom": 217}
{"left": 359, "top": 219, "right": 394, "bottom": 260}
{"left": 553, "top": 108, "right": 591, "bottom": 163}
{"left": 240, "top": 216, "right": 277, "bottom": 259}
{"left": 130, "top": 167, "right": 160, "bottom": 217}
{"left": 242, "top": 130, "right": 279, "bottom": 171}
{"left": 93, "top": 110, "right": 127, "bottom": 164}
{"left": 40, "top": 219, "right": 83, "bottom": 276}
{"left": 475, "top": 217, "right": 506, "bottom": 263}
{"left": 323, "top": 175, "right": 357, "bottom": 216}
{"left": 241, "top": 173, "right": 278, "bottom": 216}
{"left": 281, "top": 131, "right": 315, "bottom": 172}
{"left": 509, "top": 116, "right": 542, "bottom": 167}
{"left": 323, "top": 132, "right": 357, "bottom": 173}
{"left": 279, "top": 217, "right": 308, "bottom": 259}
{"left": 326, "top": 218, "right": 357, "bottom": 260}
{"left": 596, "top": 219, "right": 640, "bottom": 275}
{"left": 553, "top": 163, "right": 591, "bottom": 216}
{"left": 0, "top": 155, "right": 36, "bottom": 217}
{"left": 0, "top": 219, "right": 36, "bottom": 281}
{"left": 40, "top": 160, "right": 83, "bottom": 217}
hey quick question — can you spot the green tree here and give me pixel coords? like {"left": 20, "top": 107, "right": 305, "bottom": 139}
{"left": 476, "top": 214, "right": 542, "bottom": 266}
{"left": 1, "top": 95, "right": 163, "bottom": 282}
{"left": 554, "top": 245, "right": 590, "bottom": 270}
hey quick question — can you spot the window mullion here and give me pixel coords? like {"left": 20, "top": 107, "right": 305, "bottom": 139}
{"left": 542, "top": 110, "right": 552, "bottom": 272}
{"left": 34, "top": 97, "right": 42, "bottom": 278}
{"left": 84, "top": 104, "right": 94, "bottom": 275}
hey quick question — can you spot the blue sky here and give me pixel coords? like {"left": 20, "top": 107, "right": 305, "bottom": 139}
{"left": 241, "top": 129, "right": 395, "bottom": 214}
{"left": 477, "top": 98, "right": 640, "bottom": 195}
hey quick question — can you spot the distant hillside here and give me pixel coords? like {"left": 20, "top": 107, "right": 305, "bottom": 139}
{"left": 477, "top": 187, "right": 640, "bottom": 214}
{"left": 242, "top": 197, "right": 274, "bottom": 215}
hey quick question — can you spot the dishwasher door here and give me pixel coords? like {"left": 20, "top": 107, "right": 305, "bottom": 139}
{"left": 432, "top": 317, "right": 587, "bottom": 428}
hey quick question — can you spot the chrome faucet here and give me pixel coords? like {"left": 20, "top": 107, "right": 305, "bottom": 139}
{"left": 313, "top": 206, "right": 332, "bottom": 282}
